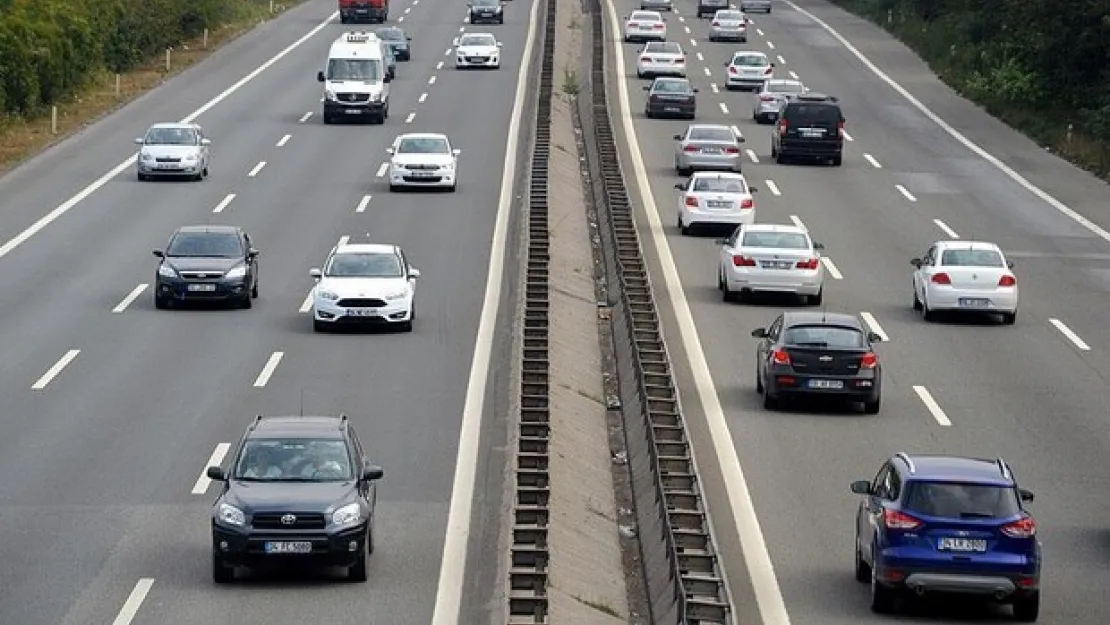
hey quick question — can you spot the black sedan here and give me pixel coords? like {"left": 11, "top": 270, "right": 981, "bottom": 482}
{"left": 644, "top": 77, "right": 697, "bottom": 119}
{"left": 376, "top": 26, "right": 411, "bottom": 61}
{"left": 153, "top": 225, "right": 260, "bottom": 309}
{"left": 751, "top": 311, "right": 883, "bottom": 413}
{"left": 468, "top": 0, "right": 505, "bottom": 24}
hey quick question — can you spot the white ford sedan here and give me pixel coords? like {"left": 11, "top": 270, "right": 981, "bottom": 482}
{"left": 911, "top": 240, "right": 1018, "bottom": 324}
{"left": 310, "top": 243, "right": 420, "bottom": 332}
{"left": 717, "top": 223, "right": 825, "bottom": 304}
{"left": 675, "top": 172, "right": 756, "bottom": 235}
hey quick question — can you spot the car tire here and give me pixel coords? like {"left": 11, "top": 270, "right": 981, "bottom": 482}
{"left": 870, "top": 562, "right": 898, "bottom": 613}
{"left": 323, "top": 112, "right": 333, "bottom": 125}
{"left": 854, "top": 534, "right": 871, "bottom": 582}
{"left": 1013, "top": 592, "right": 1040, "bottom": 622}
{"left": 137, "top": 172, "right": 147, "bottom": 182}
{"left": 348, "top": 543, "right": 368, "bottom": 582}
{"left": 922, "top": 298, "right": 937, "bottom": 322}
{"left": 676, "top": 165, "right": 691, "bottom": 176}
{"left": 251, "top": 281, "right": 259, "bottom": 299}
{"left": 863, "top": 396, "right": 881, "bottom": 414}
{"left": 762, "top": 389, "right": 778, "bottom": 410}
{"left": 912, "top": 286, "right": 923, "bottom": 311}
{"left": 831, "top": 154, "right": 843, "bottom": 166}
{"left": 806, "top": 289, "right": 823, "bottom": 306}
{"left": 776, "top": 150, "right": 787, "bottom": 164}
{"left": 313, "top": 319, "right": 327, "bottom": 332}
{"left": 213, "top": 555, "right": 233, "bottom": 584}
{"left": 1001, "top": 311, "right": 1017, "bottom": 325}
{"left": 340, "top": 15, "right": 349, "bottom": 24}
{"left": 755, "top": 367, "right": 764, "bottom": 394}
{"left": 448, "top": 183, "right": 457, "bottom": 193}
{"left": 239, "top": 294, "right": 252, "bottom": 309}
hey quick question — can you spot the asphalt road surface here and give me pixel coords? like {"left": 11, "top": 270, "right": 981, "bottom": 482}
{"left": 0, "top": 0, "right": 536, "bottom": 622}
{"left": 604, "top": 0, "right": 1110, "bottom": 622}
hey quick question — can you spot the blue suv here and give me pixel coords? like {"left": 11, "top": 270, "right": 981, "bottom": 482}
{"left": 850, "top": 453, "right": 1040, "bottom": 621}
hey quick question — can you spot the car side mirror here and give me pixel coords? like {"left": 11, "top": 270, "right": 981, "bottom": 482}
{"left": 309, "top": 268, "right": 322, "bottom": 279}
{"left": 385, "top": 146, "right": 395, "bottom": 154}
{"left": 850, "top": 480, "right": 871, "bottom": 495}
{"left": 248, "top": 248, "right": 260, "bottom": 258}
{"left": 1019, "top": 488, "right": 1035, "bottom": 503}
{"left": 642, "top": 86, "right": 650, "bottom": 91}
{"left": 737, "top": 136, "right": 746, "bottom": 143}
{"left": 497, "top": 41, "right": 503, "bottom": 47}
{"left": 383, "top": 73, "right": 392, "bottom": 83}
{"left": 207, "top": 466, "right": 227, "bottom": 481}
{"left": 770, "top": 62, "right": 775, "bottom": 67}
{"left": 317, "top": 70, "right": 326, "bottom": 82}
{"left": 673, "top": 134, "right": 682, "bottom": 140}
{"left": 133, "top": 137, "right": 143, "bottom": 145}
{"left": 813, "top": 242, "right": 825, "bottom": 250}
{"left": 409, "top": 268, "right": 421, "bottom": 278}
{"left": 453, "top": 148, "right": 462, "bottom": 156}
{"left": 674, "top": 183, "right": 685, "bottom": 190}
{"left": 692, "top": 88, "right": 699, "bottom": 93}
{"left": 910, "top": 258, "right": 922, "bottom": 268}
{"left": 867, "top": 332, "right": 883, "bottom": 343}
{"left": 201, "top": 138, "right": 212, "bottom": 146}
{"left": 1006, "top": 260, "right": 1014, "bottom": 269}
{"left": 715, "top": 238, "right": 728, "bottom": 245}
{"left": 750, "top": 328, "right": 767, "bottom": 338}
{"left": 362, "top": 464, "right": 384, "bottom": 481}
{"left": 749, "top": 187, "right": 758, "bottom": 193}
{"left": 152, "top": 249, "right": 164, "bottom": 258}
{"left": 452, "top": 37, "right": 460, "bottom": 46}
{"left": 406, "top": 35, "right": 412, "bottom": 40}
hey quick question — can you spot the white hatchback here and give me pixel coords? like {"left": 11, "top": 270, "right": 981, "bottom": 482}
{"left": 636, "top": 41, "right": 686, "bottom": 78}
{"left": 310, "top": 243, "right": 421, "bottom": 332}
{"left": 623, "top": 10, "right": 667, "bottom": 42}
{"left": 911, "top": 240, "right": 1018, "bottom": 324}
{"left": 717, "top": 223, "right": 825, "bottom": 304}
{"left": 675, "top": 172, "right": 756, "bottom": 235}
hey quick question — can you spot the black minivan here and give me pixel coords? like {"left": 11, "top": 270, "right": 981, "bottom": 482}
{"left": 770, "top": 93, "right": 845, "bottom": 166}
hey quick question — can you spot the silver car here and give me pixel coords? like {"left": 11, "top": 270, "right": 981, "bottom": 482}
{"left": 674, "top": 124, "right": 744, "bottom": 175}
{"left": 135, "top": 123, "right": 211, "bottom": 181}
{"left": 752, "top": 79, "right": 807, "bottom": 123}
{"left": 708, "top": 10, "right": 748, "bottom": 42}
{"left": 740, "top": 0, "right": 771, "bottom": 13}
{"left": 640, "top": 0, "right": 672, "bottom": 11}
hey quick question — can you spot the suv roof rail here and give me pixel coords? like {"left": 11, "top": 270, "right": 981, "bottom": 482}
{"left": 996, "top": 457, "right": 1012, "bottom": 481}
{"left": 894, "top": 452, "right": 915, "bottom": 474}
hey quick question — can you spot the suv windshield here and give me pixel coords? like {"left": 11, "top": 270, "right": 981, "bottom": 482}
{"left": 786, "top": 103, "right": 841, "bottom": 123}
{"left": 326, "top": 252, "right": 403, "bottom": 277}
{"left": 327, "top": 58, "right": 382, "bottom": 81}
{"left": 234, "top": 438, "right": 354, "bottom": 481}
{"left": 741, "top": 231, "right": 809, "bottom": 249}
{"left": 903, "top": 482, "right": 1022, "bottom": 518}
{"left": 784, "top": 325, "right": 864, "bottom": 348}
{"left": 397, "top": 137, "right": 450, "bottom": 154}
{"left": 941, "top": 249, "right": 1005, "bottom": 268}
{"left": 167, "top": 232, "right": 241, "bottom": 257}
{"left": 145, "top": 127, "right": 198, "bottom": 145}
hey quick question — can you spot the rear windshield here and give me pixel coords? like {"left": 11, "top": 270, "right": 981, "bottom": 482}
{"left": 784, "top": 325, "right": 864, "bottom": 348}
{"left": 693, "top": 177, "right": 746, "bottom": 193}
{"left": 631, "top": 11, "right": 660, "bottom": 20}
{"left": 689, "top": 127, "right": 734, "bottom": 141}
{"left": 940, "top": 249, "right": 1005, "bottom": 268}
{"left": 786, "top": 103, "right": 841, "bottom": 123}
{"left": 645, "top": 42, "right": 681, "bottom": 54}
{"left": 767, "top": 81, "right": 806, "bottom": 94}
{"left": 741, "top": 231, "right": 809, "bottom": 249}
{"left": 903, "top": 482, "right": 1022, "bottom": 519}
{"left": 718, "top": 10, "right": 744, "bottom": 19}
{"left": 653, "top": 80, "right": 690, "bottom": 93}
{"left": 732, "top": 54, "right": 766, "bottom": 67}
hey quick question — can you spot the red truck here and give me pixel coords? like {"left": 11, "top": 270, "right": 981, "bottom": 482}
{"left": 339, "top": 0, "right": 389, "bottom": 23}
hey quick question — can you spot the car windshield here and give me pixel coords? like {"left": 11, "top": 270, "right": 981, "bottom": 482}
{"left": 145, "top": 127, "right": 198, "bottom": 145}
{"left": 233, "top": 438, "right": 354, "bottom": 482}
{"left": 741, "top": 231, "right": 810, "bottom": 249}
{"left": 474, "top": 0, "right": 499, "bottom": 6}
{"left": 718, "top": 10, "right": 744, "bottom": 19}
{"left": 784, "top": 325, "right": 864, "bottom": 348}
{"left": 377, "top": 28, "right": 405, "bottom": 41}
{"left": 786, "top": 103, "right": 840, "bottom": 123}
{"left": 653, "top": 80, "right": 690, "bottom": 93}
{"left": 166, "top": 232, "right": 242, "bottom": 257}
{"left": 326, "top": 252, "right": 403, "bottom": 277}
{"left": 941, "top": 249, "right": 1005, "bottom": 268}
{"left": 327, "top": 58, "right": 382, "bottom": 81}
{"left": 396, "top": 137, "right": 450, "bottom": 154}
{"left": 693, "top": 177, "right": 745, "bottom": 193}
{"left": 732, "top": 54, "right": 766, "bottom": 66}
{"left": 768, "top": 81, "right": 805, "bottom": 94}
{"left": 689, "top": 127, "right": 734, "bottom": 142}
{"left": 645, "top": 42, "right": 680, "bottom": 53}
{"left": 903, "top": 482, "right": 1022, "bottom": 519}
{"left": 459, "top": 34, "right": 497, "bottom": 46}
{"left": 631, "top": 12, "right": 659, "bottom": 21}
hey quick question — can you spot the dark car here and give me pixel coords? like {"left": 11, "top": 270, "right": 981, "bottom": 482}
{"left": 696, "top": 0, "right": 727, "bottom": 18}
{"left": 851, "top": 453, "right": 1040, "bottom": 621}
{"left": 206, "top": 414, "right": 385, "bottom": 583}
{"left": 644, "top": 77, "right": 697, "bottom": 119}
{"left": 468, "top": 0, "right": 505, "bottom": 24}
{"left": 771, "top": 92, "right": 845, "bottom": 166}
{"left": 376, "top": 26, "right": 411, "bottom": 61}
{"left": 152, "top": 225, "right": 259, "bottom": 309}
{"left": 751, "top": 311, "right": 883, "bottom": 412}
{"left": 339, "top": 0, "right": 388, "bottom": 24}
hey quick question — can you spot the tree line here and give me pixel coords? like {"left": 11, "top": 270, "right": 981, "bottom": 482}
{"left": 829, "top": 0, "right": 1110, "bottom": 177}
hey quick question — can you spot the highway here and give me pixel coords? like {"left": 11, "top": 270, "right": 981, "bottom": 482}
{"left": 603, "top": 0, "right": 1110, "bottom": 622}
{"left": 0, "top": 0, "right": 536, "bottom": 622}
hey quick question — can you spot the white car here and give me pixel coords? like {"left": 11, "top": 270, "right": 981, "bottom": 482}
{"left": 135, "top": 122, "right": 211, "bottom": 181}
{"left": 911, "top": 240, "right": 1018, "bottom": 324}
{"left": 636, "top": 41, "right": 686, "bottom": 78}
{"left": 725, "top": 51, "right": 773, "bottom": 91}
{"left": 717, "top": 223, "right": 825, "bottom": 304}
{"left": 454, "top": 32, "right": 502, "bottom": 69}
{"left": 623, "top": 10, "right": 667, "bottom": 42}
{"left": 310, "top": 243, "right": 420, "bottom": 332}
{"left": 387, "top": 133, "right": 461, "bottom": 192}
{"left": 675, "top": 172, "right": 757, "bottom": 235}
{"left": 708, "top": 9, "right": 748, "bottom": 42}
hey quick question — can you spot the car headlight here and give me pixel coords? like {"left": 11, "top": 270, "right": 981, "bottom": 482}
{"left": 317, "top": 289, "right": 339, "bottom": 301}
{"left": 383, "top": 288, "right": 409, "bottom": 301}
{"left": 183, "top": 153, "right": 198, "bottom": 162}
{"left": 141, "top": 152, "right": 154, "bottom": 162}
{"left": 217, "top": 503, "right": 245, "bottom": 527}
{"left": 332, "top": 502, "right": 362, "bottom": 527}
{"left": 325, "top": 89, "right": 337, "bottom": 101}
{"left": 495, "top": 6, "right": 502, "bottom": 11}
{"left": 225, "top": 266, "right": 247, "bottom": 279}
{"left": 158, "top": 265, "right": 177, "bottom": 278}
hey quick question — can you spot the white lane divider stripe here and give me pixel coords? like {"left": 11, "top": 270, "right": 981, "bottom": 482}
{"left": 429, "top": 75, "right": 437, "bottom": 85}
{"left": 419, "top": 92, "right": 428, "bottom": 103}
{"left": 764, "top": 179, "right": 781, "bottom": 196}
{"left": 913, "top": 385, "right": 952, "bottom": 426}
{"left": 338, "top": 235, "right": 350, "bottom": 247}
{"left": 689, "top": 38, "right": 698, "bottom": 47}
{"left": 253, "top": 352, "right": 285, "bottom": 388}
{"left": 756, "top": 27, "right": 764, "bottom": 36}
{"left": 933, "top": 219, "right": 959, "bottom": 238}
{"left": 247, "top": 161, "right": 266, "bottom": 177}
{"left": 710, "top": 83, "right": 719, "bottom": 93}
{"left": 766, "top": 41, "right": 775, "bottom": 49}
{"left": 696, "top": 52, "right": 704, "bottom": 61}
{"left": 776, "top": 54, "right": 785, "bottom": 65}
{"left": 32, "top": 349, "right": 80, "bottom": 390}
{"left": 684, "top": 25, "right": 691, "bottom": 34}
{"left": 860, "top": 312, "right": 889, "bottom": 342}
{"left": 863, "top": 153, "right": 882, "bottom": 168}
{"left": 375, "top": 162, "right": 389, "bottom": 178}
{"left": 703, "top": 67, "right": 712, "bottom": 77}
{"left": 444, "top": 48, "right": 452, "bottom": 55}
{"left": 191, "top": 443, "right": 231, "bottom": 495}
{"left": 299, "top": 290, "right": 314, "bottom": 314}
{"left": 789, "top": 214, "right": 806, "bottom": 230}
{"left": 110, "top": 578, "right": 155, "bottom": 625}
{"left": 355, "top": 194, "right": 372, "bottom": 213}
{"left": 788, "top": 70, "right": 799, "bottom": 80}
{"left": 1049, "top": 318, "right": 1091, "bottom": 351}
{"left": 820, "top": 257, "right": 843, "bottom": 280}
{"left": 112, "top": 284, "right": 148, "bottom": 313}
{"left": 405, "top": 6, "right": 411, "bottom": 13}
{"left": 745, "top": 149, "right": 759, "bottom": 164}
{"left": 299, "top": 111, "right": 313, "bottom": 123}
{"left": 719, "top": 102, "right": 729, "bottom": 115}
{"left": 842, "top": 129, "right": 854, "bottom": 141}
{"left": 276, "top": 134, "right": 291, "bottom": 147}
{"left": 895, "top": 184, "right": 917, "bottom": 202}
{"left": 405, "top": 112, "right": 416, "bottom": 123}
{"left": 212, "top": 193, "right": 236, "bottom": 213}
{"left": 437, "top": 60, "right": 444, "bottom": 70}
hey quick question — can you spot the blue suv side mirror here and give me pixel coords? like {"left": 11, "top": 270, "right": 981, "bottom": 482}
{"left": 850, "top": 480, "right": 871, "bottom": 495}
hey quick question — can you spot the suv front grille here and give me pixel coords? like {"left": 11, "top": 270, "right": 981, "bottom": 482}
{"left": 337, "top": 298, "right": 387, "bottom": 308}
{"left": 337, "top": 93, "right": 370, "bottom": 103}
{"left": 252, "top": 512, "right": 326, "bottom": 530}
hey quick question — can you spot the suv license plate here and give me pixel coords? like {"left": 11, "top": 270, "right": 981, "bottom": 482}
{"left": 187, "top": 284, "right": 216, "bottom": 292}
{"left": 808, "top": 379, "right": 843, "bottom": 389}
{"left": 265, "top": 541, "right": 312, "bottom": 554}
{"left": 939, "top": 537, "right": 986, "bottom": 552}
{"left": 800, "top": 129, "right": 825, "bottom": 137}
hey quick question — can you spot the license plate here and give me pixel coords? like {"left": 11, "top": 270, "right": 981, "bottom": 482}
{"left": 938, "top": 537, "right": 987, "bottom": 552}
{"left": 808, "top": 379, "right": 844, "bottom": 389}
{"left": 346, "top": 308, "right": 379, "bottom": 317}
{"left": 187, "top": 283, "right": 216, "bottom": 292}
{"left": 800, "top": 129, "right": 825, "bottom": 138}
{"left": 702, "top": 148, "right": 722, "bottom": 154}
{"left": 264, "top": 541, "right": 312, "bottom": 554}
{"left": 760, "top": 261, "right": 792, "bottom": 269}
{"left": 707, "top": 201, "right": 731, "bottom": 208}
{"left": 664, "top": 106, "right": 680, "bottom": 112}
{"left": 958, "top": 298, "right": 989, "bottom": 307}
{"left": 155, "top": 164, "right": 179, "bottom": 169}
{"left": 344, "top": 108, "right": 363, "bottom": 115}
{"left": 410, "top": 171, "right": 435, "bottom": 177}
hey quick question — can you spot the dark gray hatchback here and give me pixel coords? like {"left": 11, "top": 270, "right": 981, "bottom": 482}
{"left": 770, "top": 93, "right": 845, "bottom": 166}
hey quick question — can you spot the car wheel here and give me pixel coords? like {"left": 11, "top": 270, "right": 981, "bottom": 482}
{"left": 251, "top": 281, "right": 259, "bottom": 299}
{"left": 762, "top": 388, "right": 778, "bottom": 410}
{"left": 447, "top": 183, "right": 457, "bottom": 193}
{"left": 912, "top": 285, "right": 923, "bottom": 311}
{"left": 389, "top": 183, "right": 399, "bottom": 192}
{"left": 721, "top": 276, "right": 736, "bottom": 303}
{"left": 137, "top": 172, "right": 147, "bottom": 182}
{"left": 854, "top": 534, "right": 871, "bottom": 582}
{"left": 831, "top": 154, "right": 843, "bottom": 166}
{"left": 313, "top": 319, "right": 328, "bottom": 332}
{"left": 863, "top": 395, "right": 881, "bottom": 414}
{"left": 239, "top": 294, "right": 252, "bottom": 309}
{"left": 870, "top": 559, "right": 898, "bottom": 614}
{"left": 676, "top": 165, "right": 691, "bottom": 176}
{"left": 322, "top": 112, "right": 333, "bottom": 125}
{"left": 340, "top": 15, "right": 349, "bottom": 23}
{"left": 755, "top": 366, "right": 763, "bottom": 394}
{"left": 775, "top": 150, "right": 787, "bottom": 164}
{"left": 806, "top": 288, "right": 823, "bottom": 306}
{"left": 193, "top": 172, "right": 204, "bottom": 181}
{"left": 679, "top": 218, "right": 691, "bottom": 236}
{"left": 922, "top": 297, "right": 937, "bottom": 322}
{"left": 1012, "top": 592, "right": 1040, "bottom": 622}
{"left": 770, "top": 143, "right": 777, "bottom": 158}
{"left": 347, "top": 541, "right": 368, "bottom": 582}
{"left": 213, "top": 555, "right": 233, "bottom": 584}
{"left": 1001, "top": 311, "right": 1017, "bottom": 325}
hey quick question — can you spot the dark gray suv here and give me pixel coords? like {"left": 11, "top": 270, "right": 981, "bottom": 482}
{"left": 770, "top": 93, "right": 845, "bottom": 166}
{"left": 697, "top": 0, "right": 728, "bottom": 18}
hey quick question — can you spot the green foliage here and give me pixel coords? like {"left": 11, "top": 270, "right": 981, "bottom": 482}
{"left": 0, "top": 0, "right": 269, "bottom": 116}
{"left": 828, "top": 0, "right": 1110, "bottom": 175}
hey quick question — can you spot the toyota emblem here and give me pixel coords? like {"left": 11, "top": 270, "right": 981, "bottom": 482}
{"left": 281, "top": 514, "right": 297, "bottom": 525}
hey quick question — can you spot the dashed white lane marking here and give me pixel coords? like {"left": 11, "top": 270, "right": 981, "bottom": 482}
{"left": 766, "top": 41, "right": 775, "bottom": 50}
{"left": 112, "top": 284, "right": 148, "bottom": 313}
{"left": 684, "top": 25, "right": 691, "bottom": 34}
{"left": 820, "top": 257, "right": 843, "bottom": 280}
{"left": 405, "top": 112, "right": 416, "bottom": 123}
{"left": 110, "top": 578, "right": 155, "bottom": 625}
{"left": 337, "top": 235, "right": 350, "bottom": 247}
{"left": 299, "top": 111, "right": 313, "bottom": 123}
{"left": 320, "top": 96, "right": 325, "bottom": 102}
{"left": 789, "top": 214, "right": 807, "bottom": 230}
{"left": 913, "top": 385, "right": 952, "bottom": 427}
{"left": 860, "top": 312, "right": 890, "bottom": 342}
{"left": 459, "top": 24, "right": 466, "bottom": 31}
{"left": 696, "top": 52, "right": 704, "bottom": 61}
{"left": 247, "top": 161, "right": 266, "bottom": 177}
{"left": 299, "top": 290, "right": 314, "bottom": 314}
{"left": 863, "top": 153, "right": 882, "bottom": 168}
{"left": 191, "top": 443, "right": 231, "bottom": 495}
{"left": 419, "top": 92, "right": 428, "bottom": 103}
{"left": 764, "top": 179, "right": 781, "bottom": 196}
{"left": 355, "top": 194, "right": 372, "bottom": 213}
{"left": 933, "top": 219, "right": 960, "bottom": 238}
{"left": 776, "top": 54, "right": 785, "bottom": 64}
{"left": 429, "top": 75, "right": 437, "bottom": 85}
{"left": 895, "top": 184, "right": 917, "bottom": 202}
{"left": 756, "top": 27, "right": 764, "bottom": 36}
{"left": 437, "top": 60, "right": 444, "bottom": 70}
{"left": 32, "top": 349, "right": 80, "bottom": 390}
{"left": 1049, "top": 318, "right": 1091, "bottom": 351}
{"left": 842, "top": 129, "right": 854, "bottom": 141}
{"left": 678, "top": 15, "right": 685, "bottom": 22}
{"left": 276, "top": 134, "right": 291, "bottom": 147}
{"left": 375, "top": 162, "right": 389, "bottom": 178}
{"left": 212, "top": 193, "right": 236, "bottom": 213}
{"left": 710, "top": 83, "right": 719, "bottom": 93}
{"left": 730, "top": 124, "right": 742, "bottom": 136}
{"left": 444, "top": 48, "right": 452, "bottom": 55}
{"left": 703, "top": 67, "right": 711, "bottom": 77}
{"left": 253, "top": 351, "right": 285, "bottom": 388}
{"left": 788, "top": 70, "right": 799, "bottom": 80}
{"left": 719, "top": 102, "right": 729, "bottom": 115}
{"left": 689, "top": 38, "right": 698, "bottom": 47}
{"left": 745, "top": 149, "right": 759, "bottom": 163}
{"left": 405, "top": 6, "right": 411, "bottom": 13}
{"left": 399, "top": 15, "right": 405, "bottom": 22}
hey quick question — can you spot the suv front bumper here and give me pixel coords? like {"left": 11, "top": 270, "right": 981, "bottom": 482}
{"left": 212, "top": 522, "right": 368, "bottom": 569}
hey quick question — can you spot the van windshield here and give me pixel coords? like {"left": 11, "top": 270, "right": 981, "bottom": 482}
{"left": 327, "top": 58, "right": 382, "bottom": 81}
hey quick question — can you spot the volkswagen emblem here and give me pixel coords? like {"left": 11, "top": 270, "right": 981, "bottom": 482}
{"left": 819, "top": 355, "right": 833, "bottom": 362}
{"left": 281, "top": 514, "right": 297, "bottom": 525}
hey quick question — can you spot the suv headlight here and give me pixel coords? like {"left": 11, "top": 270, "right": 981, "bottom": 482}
{"left": 317, "top": 289, "right": 339, "bottom": 301}
{"left": 158, "top": 265, "right": 177, "bottom": 278}
{"left": 225, "top": 266, "right": 247, "bottom": 279}
{"left": 217, "top": 503, "right": 245, "bottom": 526}
{"left": 332, "top": 502, "right": 362, "bottom": 527}
{"left": 383, "top": 288, "right": 409, "bottom": 301}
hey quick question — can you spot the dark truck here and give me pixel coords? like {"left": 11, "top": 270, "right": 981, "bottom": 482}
{"left": 340, "top": 0, "right": 389, "bottom": 23}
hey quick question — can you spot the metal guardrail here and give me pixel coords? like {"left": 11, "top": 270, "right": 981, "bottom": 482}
{"left": 506, "top": 0, "right": 556, "bottom": 620}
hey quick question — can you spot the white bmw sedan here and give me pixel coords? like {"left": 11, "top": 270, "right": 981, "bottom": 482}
{"left": 675, "top": 172, "right": 756, "bottom": 235}
{"left": 636, "top": 41, "right": 686, "bottom": 78}
{"left": 911, "top": 240, "right": 1018, "bottom": 324}
{"left": 717, "top": 223, "right": 825, "bottom": 304}
{"left": 310, "top": 243, "right": 420, "bottom": 332}
{"left": 623, "top": 10, "right": 667, "bottom": 42}
{"left": 387, "top": 133, "right": 461, "bottom": 191}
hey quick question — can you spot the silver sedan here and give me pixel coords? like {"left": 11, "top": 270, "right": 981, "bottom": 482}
{"left": 752, "top": 78, "right": 807, "bottom": 123}
{"left": 708, "top": 10, "right": 748, "bottom": 42}
{"left": 674, "top": 124, "right": 744, "bottom": 175}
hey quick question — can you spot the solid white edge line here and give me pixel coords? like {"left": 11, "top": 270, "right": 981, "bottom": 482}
{"left": 252, "top": 351, "right": 284, "bottom": 388}
{"left": 247, "top": 161, "right": 267, "bottom": 177}
{"left": 355, "top": 194, "right": 372, "bottom": 213}
{"left": 191, "top": 442, "right": 231, "bottom": 494}
{"left": 0, "top": 11, "right": 338, "bottom": 260}
{"left": 429, "top": 0, "right": 539, "bottom": 621}
{"left": 111, "top": 283, "right": 149, "bottom": 313}
{"left": 932, "top": 218, "right": 959, "bottom": 238}
{"left": 859, "top": 311, "right": 890, "bottom": 342}
{"left": 298, "top": 289, "right": 314, "bottom": 314}
{"left": 895, "top": 184, "right": 917, "bottom": 202}
{"left": 784, "top": 0, "right": 1110, "bottom": 245}
{"left": 820, "top": 256, "right": 843, "bottom": 280}
{"left": 1048, "top": 318, "right": 1091, "bottom": 351}
{"left": 863, "top": 153, "right": 882, "bottom": 168}
{"left": 276, "top": 133, "right": 291, "bottom": 147}
{"left": 212, "top": 193, "right": 236, "bottom": 213}
{"left": 110, "top": 578, "right": 155, "bottom": 625}
{"left": 375, "top": 162, "right": 389, "bottom": 178}
{"left": 764, "top": 179, "right": 781, "bottom": 196}
{"left": 605, "top": 0, "right": 787, "bottom": 622}
{"left": 913, "top": 385, "right": 952, "bottom": 426}
{"left": 789, "top": 214, "right": 806, "bottom": 230}
{"left": 31, "top": 349, "right": 81, "bottom": 390}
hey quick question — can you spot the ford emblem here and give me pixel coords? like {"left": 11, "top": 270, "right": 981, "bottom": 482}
{"left": 281, "top": 514, "right": 297, "bottom": 525}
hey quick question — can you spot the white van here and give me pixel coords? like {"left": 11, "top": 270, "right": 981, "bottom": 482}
{"left": 316, "top": 32, "right": 392, "bottom": 124}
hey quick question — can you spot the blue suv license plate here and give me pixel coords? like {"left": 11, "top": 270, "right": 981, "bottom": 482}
{"left": 938, "top": 537, "right": 986, "bottom": 552}
{"left": 265, "top": 541, "right": 312, "bottom": 554}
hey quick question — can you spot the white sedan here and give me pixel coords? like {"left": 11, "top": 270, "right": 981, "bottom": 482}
{"left": 310, "top": 242, "right": 420, "bottom": 332}
{"left": 454, "top": 32, "right": 502, "bottom": 69}
{"left": 623, "top": 10, "right": 667, "bottom": 42}
{"left": 675, "top": 172, "right": 756, "bottom": 235}
{"left": 636, "top": 41, "right": 686, "bottom": 78}
{"left": 717, "top": 223, "right": 825, "bottom": 304}
{"left": 387, "top": 133, "right": 461, "bottom": 191}
{"left": 911, "top": 240, "right": 1018, "bottom": 324}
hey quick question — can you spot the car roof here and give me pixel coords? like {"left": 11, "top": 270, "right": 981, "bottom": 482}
{"left": 741, "top": 223, "right": 806, "bottom": 234}
{"left": 149, "top": 122, "right": 197, "bottom": 130}
{"left": 895, "top": 454, "right": 1015, "bottom": 486}
{"left": 691, "top": 171, "right": 745, "bottom": 181}
{"left": 333, "top": 243, "right": 398, "bottom": 255}
{"left": 175, "top": 224, "right": 240, "bottom": 235}
{"left": 653, "top": 76, "right": 689, "bottom": 84}
{"left": 249, "top": 415, "right": 348, "bottom": 439}
{"left": 782, "top": 311, "right": 862, "bottom": 330}
{"left": 934, "top": 240, "right": 1002, "bottom": 252}
{"left": 396, "top": 132, "right": 449, "bottom": 141}
{"left": 645, "top": 41, "right": 679, "bottom": 48}
{"left": 686, "top": 123, "right": 731, "bottom": 131}
{"left": 786, "top": 92, "right": 838, "bottom": 103}
{"left": 631, "top": 10, "right": 662, "bottom": 17}
{"left": 732, "top": 51, "right": 767, "bottom": 58}
{"left": 765, "top": 79, "right": 803, "bottom": 87}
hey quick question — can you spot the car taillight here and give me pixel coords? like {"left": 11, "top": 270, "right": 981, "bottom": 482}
{"left": 653, "top": 23, "right": 664, "bottom": 28}
{"left": 998, "top": 275, "right": 1017, "bottom": 287}
{"left": 641, "top": 56, "right": 652, "bottom": 63}
{"left": 732, "top": 255, "right": 756, "bottom": 267}
{"left": 764, "top": 66, "right": 773, "bottom": 74}
{"left": 675, "top": 57, "right": 685, "bottom": 64}
{"left": 729, "top": 66, "right": 738, "bottom": 74}
{"left": 685, "top": 196, "right": 699, "bottom": 207}
{"left": 1001, "top": 516, "right": 1037, "bottom": 538}
{"left": 683, "top": 145, "right": 699, "bottom": 153}
{"left": 838, "top": 120, "right": 845, "bottom": 137}
{"left": 711, "top": 20, "right": 720, "bottom": 25}
{"left": 628, "top": 21, "right": 639, "bottom": 27}
{"left": 740, "top": 198, "right": 753, "bottom": 209}
{"left": 794, "top": 258, "right": 818, "bottom": 269}
{"left": 778, "top": 120, "right": 788, "bottom": 136}
{"left": 760, "top": 94, "right": 775, "bottom": 101}
{"left": 883, "top": 509, "right": 923, "bottom": 531}
{"left": 723, "top": 146, "right": 740, "bottom": 154}
{"left": 931, "top": 272, "right": 951, "bottom": 285}
{"left": 771, "top": 349, "right": 791, "bottom": 365}
{"left": 860, "top": 352, "right": 878, "bottom": 369}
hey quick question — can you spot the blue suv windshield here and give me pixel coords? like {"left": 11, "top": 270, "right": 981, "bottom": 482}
{"left": 903, "top": 482, "right": 1021, "bottom": 518}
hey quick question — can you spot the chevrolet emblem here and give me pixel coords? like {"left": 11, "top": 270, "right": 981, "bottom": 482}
{"left": 819, "top": 355, "right": 833, "bottom": 362}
